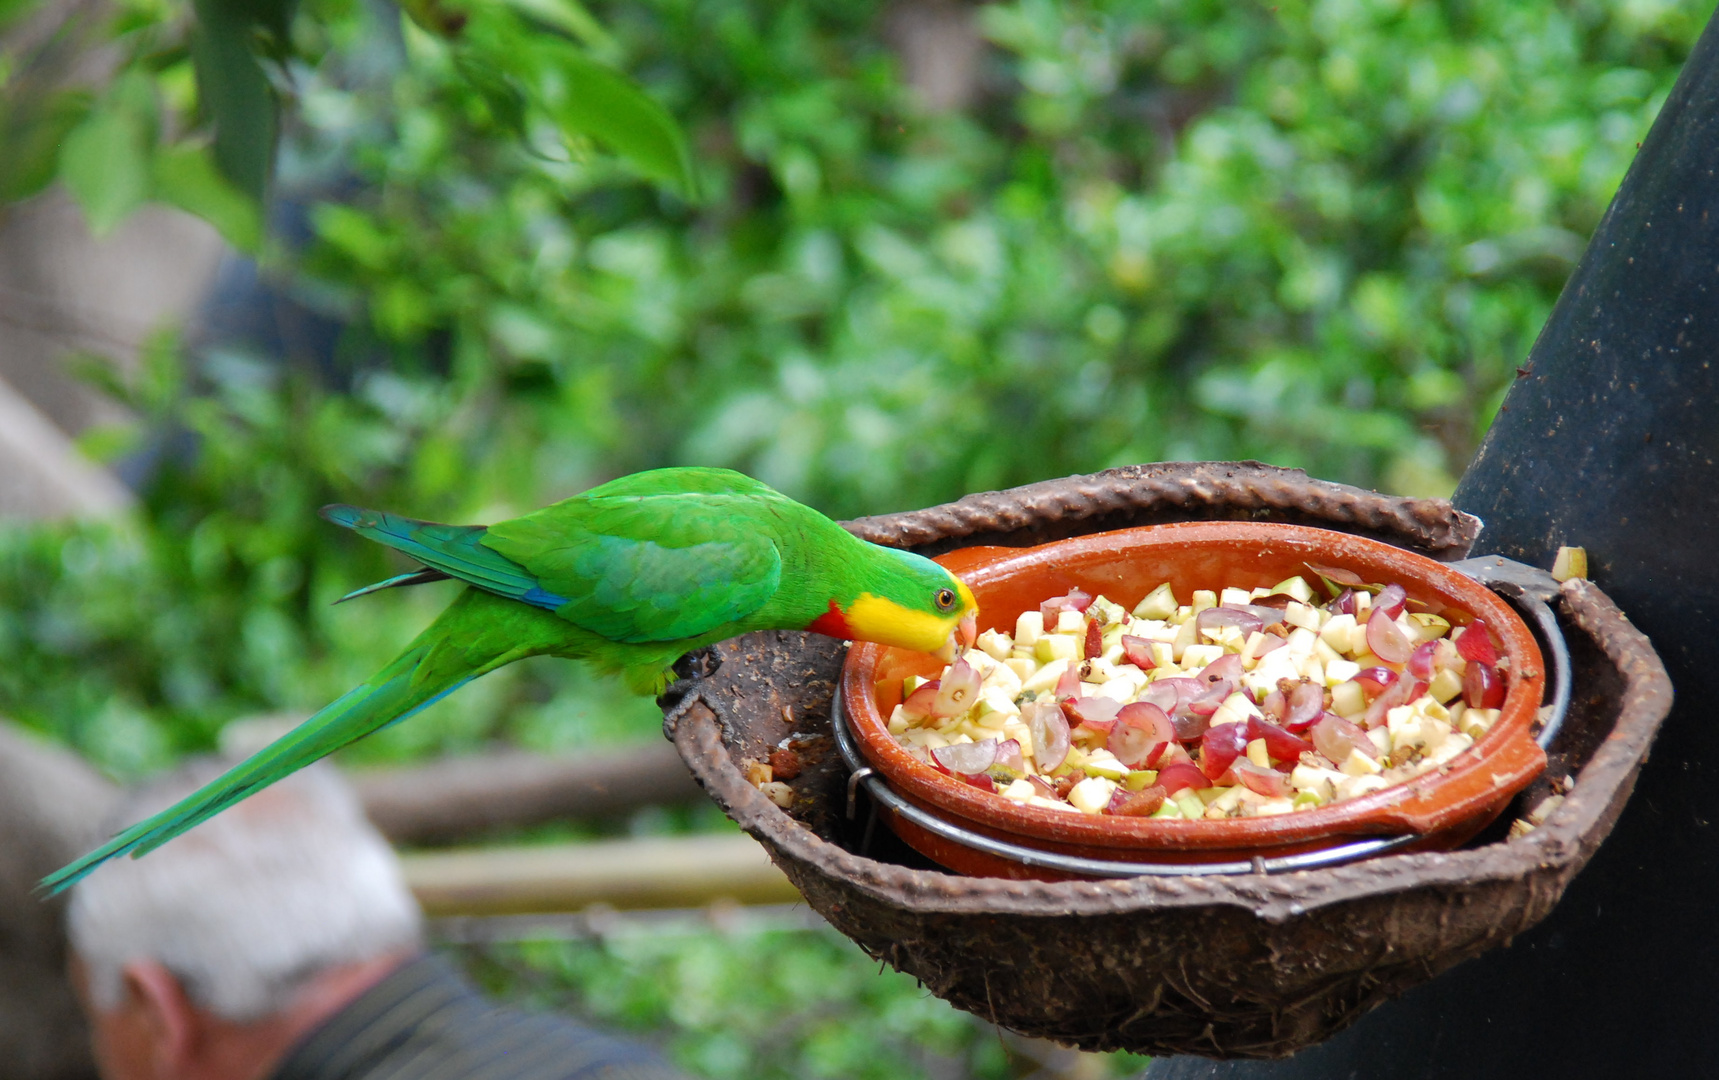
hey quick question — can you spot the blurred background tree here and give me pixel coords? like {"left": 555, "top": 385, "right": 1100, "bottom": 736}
{"left": 0, "top": 0, "right": 1709, "bottom": 1076}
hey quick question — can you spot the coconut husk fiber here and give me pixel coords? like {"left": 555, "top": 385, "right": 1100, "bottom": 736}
{"left": 658, "top": 462, "right": 1672, "bottom": 1059}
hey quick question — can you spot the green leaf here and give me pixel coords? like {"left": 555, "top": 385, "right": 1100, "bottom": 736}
{"left": 151, "top": 143, "right": 263, "bottom": 253}
{"left": 500, "top": 0, "right": 617, "bottom": 54}
{"left": 538, "top": 47, "right": 699, "bottom": 200}
{"left": 189, "top": 0, "right": 279, "bottom": 204}
{"left": 0, "top": 89, "right": 92, "bottom": 203}
{"left": 59, "top": 103, "right": 151, "bottom": 235}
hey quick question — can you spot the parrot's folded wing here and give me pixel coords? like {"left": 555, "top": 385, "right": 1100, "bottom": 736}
{"left": 483, "top": 491, "right": 784, "bottom": 644}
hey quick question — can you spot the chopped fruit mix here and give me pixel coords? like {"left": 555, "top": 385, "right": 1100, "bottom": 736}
{"left": 886, "top": 570, "right": 1510, "bottom": 820}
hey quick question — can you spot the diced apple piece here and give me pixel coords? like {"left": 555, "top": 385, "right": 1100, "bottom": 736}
{"left": 1068, "top": 776, "right": 1119, "bottom": 814}
{"left": 888, "top": 706, "right": 910, "bottom": 735}
{"left": 1246, "top": 737, "right": 1271, "bottom": 768}
{"left": 1318, "top": 612, "right": 1356, "bottom": 647}
{"left": 1408, "top": 613, "right": 1451, "bottom": 642}
{"left": 1340, "top": 747, "right": 1383, "bottom": 776}
{"left": 1313, "top": 638, "right": 1343, "bottom": 666}
{"left": 1054, "top": 608, "right": 1085, "bottom": 634}
{"left": 1035, "top": 635, "right": 1078, "bottom": 664}
{"left": 1001, "top": 778, "right": 1037, "bottom": 802}
{"left": 1325, "top": 658, "right": 1360, "bottom": 687}
{"left": 1174, "top": 790, "right": 1207, "bottom": 818}
{"left": 1180, "top": 644, "right": 1225, "bottom": 670}
{"left": 1336, "top": 773, "right": 1389, "bottom": 800}
{"left": 1190, "top": 589, "right": 1218, "bottom": 614}
{"left": 1330, "top": 679, "right": 1366, "bottom": 717}
{"left": 1220, "top": 587, "right": 1254, "bottom": 608}
{"left": 1089, "top": 595, "right": 1128, "bottom": 626}
{"left": 1029, "top": 795, "right": 1081, "bottom": 813}
{"left": 1082, "top": 750, "right": 1129, "bottom": 780}
{"left": 1284, "top": 601, "right": 1321, "bottom": 631}
{"left": 1265, "top": 576, "right": 1313, "bottom": 604}
{"left": 977, "top": 628, "right": 1014, "bottom": 661}
{"left": 1552, "top": 545, "right": 1588, "bottom": 582}
{"left": 1425, "top": 666, "right": 1463, "bottom": 704}
{"left": 1458, "top": 707, "right": 1500, "bottom": 739}
{"left": 1212, "top": 692, "right": 1262, "bottom": 728}
{"left": 1132, "top": 583, "right": 1178, "bottom": 620}
{"left": 1094, "top": 674, "right": 1145, "bottom": 702}
{"left": 1020, "top": 658, "right": 1070, "bottom": 695}
{"left": 1014, "top": 610, "right": 1044, "bottom": 647}
{"left": 1285, "top": 627, "right": 1319, "bottom": 657}
{"left": 1171, "top": 617, "right": 1198, "bottom": 662}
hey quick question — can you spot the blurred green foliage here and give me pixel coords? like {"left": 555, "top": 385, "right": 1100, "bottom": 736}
{"left": 455, "top": 921, "right": 1152, "bottom": 1079}
{"left": 0, "top": 0, "right": 1704, "bottom": 773}
{"left": 1, "top": 0, "right": 1709, "bottom": 1072}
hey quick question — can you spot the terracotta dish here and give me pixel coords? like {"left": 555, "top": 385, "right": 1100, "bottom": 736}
{"left": 841, "top": 521, "right": 1548, "bottom": 878}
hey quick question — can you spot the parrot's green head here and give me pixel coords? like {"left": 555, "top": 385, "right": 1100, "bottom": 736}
{"left": 806, "top": 546, "right": 978, "bottom": 660}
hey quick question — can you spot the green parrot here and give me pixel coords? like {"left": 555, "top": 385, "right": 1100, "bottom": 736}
{"left": 42, "top": 467, "right": 977, "bottom": 894}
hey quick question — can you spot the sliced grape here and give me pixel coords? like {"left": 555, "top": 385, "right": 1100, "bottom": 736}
{"left": 1063, "top": 696, "right": 1122, "bottom": 733}
{"left": 1108, "top": 701, "right": 1173, "bottom": 767}
{"left": 1283, "top": 680, "right": 1325, "bottom": 731}
{"left": 1375, "top": 583, "right": 1408, "bottom": 619}
{"left": 1312, "top": 713, "right": 1378, "bottom": 763}
{"left": 1120, "top": 635, "right": 1157, "bottom": 670}
{"left": 931, "top": 659, "right": 982, "bottom": 717}
{"left": 900, "top": 679, "right": 941, "bottom": 720}
{"left": 1025, "top": 702, "right": 1071, "bottom": 770}
{"left": 1464, "top": 661, "right": 1505, "bottom": 709}
{"left": 1234, "top": 761, "right": 1293, "bottom": 798}
{"left": 1155, "top": 762, "right": 1209, "bottom": 796}
{"left": 1246, "top": 714, "right": 1315, "bottom": 761}
{"left": 1407, "top": 640, "right": 1438, "bottom": 680}
{"left": 1456, "top": 620, "right": 1499, "bottom": 665}
{"left": 1040, "top": 588, "right": 1093, "bottom": 622}
{"left": 933, "top": 738, "right": 998, "bottom": 775}
{"left": 1200, "top": 722, "right": 1248, "bottom": 781}
{"left": 1352, "top": 667, "right": 1398, "bottom": 698}
{"left": 1196, "top": 606, "right": 1264, "bottom": 640}
{"left": 1366, "top": 606, "right": 1413, "bottom": 664}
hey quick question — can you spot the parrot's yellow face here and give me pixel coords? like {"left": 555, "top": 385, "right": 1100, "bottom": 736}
{"left": 844, "top": 579, "right": 977, "bottom": 658}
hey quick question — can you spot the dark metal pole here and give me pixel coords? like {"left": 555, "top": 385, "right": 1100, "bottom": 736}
{"left": 1147, "top": 8, "right": 1719, "bottom": 1078}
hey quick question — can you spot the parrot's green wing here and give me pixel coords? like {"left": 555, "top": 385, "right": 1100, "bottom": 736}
{"left": 483, "top": 472, "right": 788, "bottom": 644}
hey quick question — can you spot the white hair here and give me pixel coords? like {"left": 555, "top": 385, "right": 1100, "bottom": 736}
{"left": 68, "top": 761, "right": 423, "bottom": 1023}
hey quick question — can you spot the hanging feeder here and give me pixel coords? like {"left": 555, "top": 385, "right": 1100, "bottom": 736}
{"left": 658, "top": 462, "right": 1670, "bottom": 1059}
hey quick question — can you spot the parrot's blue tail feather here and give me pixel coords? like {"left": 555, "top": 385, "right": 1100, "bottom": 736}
{"left": 334, "top": 567, "right": 451, "bottom": 604}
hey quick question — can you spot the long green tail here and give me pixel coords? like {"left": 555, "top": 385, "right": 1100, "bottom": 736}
{"left": 40, "top": 588, "right": 574, "bottom": 895}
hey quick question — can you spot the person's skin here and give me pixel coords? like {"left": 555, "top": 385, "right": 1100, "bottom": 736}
{"left": 69, "top": 951, "right": 415, "bottom": 1080}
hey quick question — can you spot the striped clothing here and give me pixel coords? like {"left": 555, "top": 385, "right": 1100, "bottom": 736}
{"left": 270, "top": 955, "right": 688, "bottom": 1080}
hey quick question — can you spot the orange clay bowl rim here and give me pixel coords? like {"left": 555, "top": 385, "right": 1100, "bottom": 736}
{"left": 841, "top": 521, "right": 1548, "bottom": 851}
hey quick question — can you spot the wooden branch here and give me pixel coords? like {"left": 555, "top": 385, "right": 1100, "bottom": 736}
{"left": 349, "top": 741, "right": 705, "bottom": 845}
{"left": 399, "top": 833, "right": 801, "bottom": 916}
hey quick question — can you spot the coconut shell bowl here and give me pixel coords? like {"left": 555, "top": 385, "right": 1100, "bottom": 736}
{"left": 658, "top": 463, "right": 1671, "bottom": 1058}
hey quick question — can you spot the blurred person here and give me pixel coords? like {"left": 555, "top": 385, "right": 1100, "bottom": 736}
{"left": 67, "top": 761, "right": 689, "bottom": 1080}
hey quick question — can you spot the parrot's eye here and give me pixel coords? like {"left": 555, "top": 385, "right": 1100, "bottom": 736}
{"left": 935, "top": 588, "right": 956, "bottom": 611}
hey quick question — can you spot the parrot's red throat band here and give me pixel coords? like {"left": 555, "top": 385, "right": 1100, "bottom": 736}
{"left": 806, "top": 600, "right": 853, "bottom": 639}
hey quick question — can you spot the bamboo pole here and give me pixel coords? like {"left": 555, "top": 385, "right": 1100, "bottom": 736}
{"left": 399, "top": 832, "right": 802, "bottom": 917}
